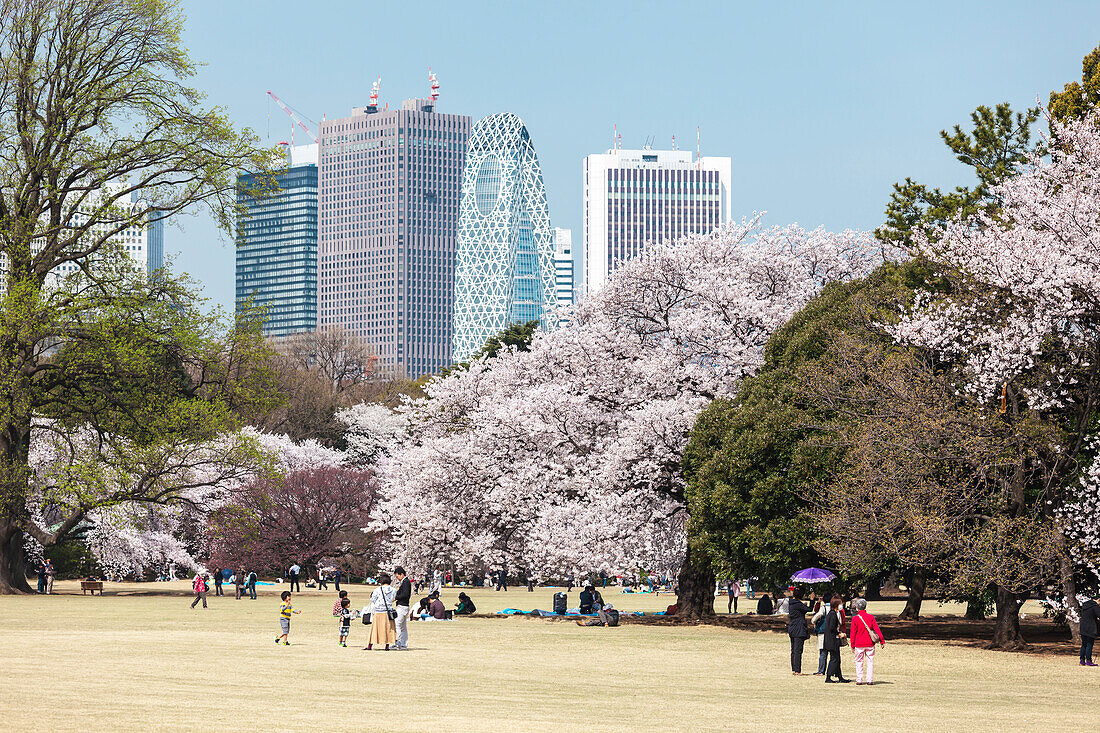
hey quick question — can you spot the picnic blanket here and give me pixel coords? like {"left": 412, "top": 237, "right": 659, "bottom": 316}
{"left": 496, "top": 608, "right": 654, "bottom": 618}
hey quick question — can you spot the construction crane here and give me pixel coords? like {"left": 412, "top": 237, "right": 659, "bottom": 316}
{"left": 266, "top": 90, "right": 319, "bottom": 144}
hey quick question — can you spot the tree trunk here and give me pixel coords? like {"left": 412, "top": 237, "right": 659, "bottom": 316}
{"left": 1056, "top": 530, "right": 1082, "bottom": 645}
{"left": 674, "top": 545, "right": 716, "bottom": 619}
{"left": 865, "top": 571, "right": 887, "bottom": 601}
{"left": 0, "top": 406, "right": 35, "bottom": 595}
{"left": 897, "top": 568, "right": 925, "bottom": 620}
{"left": 989, "top": 585, "right": 1027, "bottom": 650}
{"left": 0, "top": 525, "right": 33, "bottom": 594}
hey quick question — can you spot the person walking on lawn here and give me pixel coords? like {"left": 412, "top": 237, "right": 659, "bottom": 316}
{"left": 787, "top": 586, "right": 811, "bottom": 675}
{"left": 190, "top": 573, "right": 208, "bottom": 609}
{"left": 235, "top": 567, "right": 244, "bottom": 600}
{"left": 1078, "top": 594, "right": 1099, "bottom": 666}
{"left": 849, "top": 598, "right": 886, "bottom": 684}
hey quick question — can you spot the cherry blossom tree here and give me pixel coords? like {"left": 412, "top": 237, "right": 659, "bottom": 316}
{"left": 22, "top": 422, "right": 263, "bottom": 577}
{"left": 206, "top": 466, "right": 379, "bottom": 574}
{"left": 336, "top": 404, "right": 407, "bottom": 466}
{"left": 888, "top": 110, "right": 1100, "bottom": 645}
{"left": 378, "top": 220, "right": 887, "bottom": 615}
{"left": 20, "top": 424, "right": 350, "bottom": 580}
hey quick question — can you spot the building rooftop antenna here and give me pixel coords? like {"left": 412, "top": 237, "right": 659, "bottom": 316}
{"left": 368, "top": 76, "right": 382, "bottom": 112}
{"left": 672, "top": 134, "right": 676, "bottom": 151}
{"left": 696, "top": 126, "right": 701, "bottom": 170}
{"left": 429, "top": 67, "right": 440, "bottom": 105}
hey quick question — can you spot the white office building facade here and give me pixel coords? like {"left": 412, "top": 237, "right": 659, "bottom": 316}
{"left": 552, "top": 227, "right": 574, "bottom": 323}
{"left": 581, "top": 149, "right": 731, "bottom": 294}
{"left": 1, "top": 193, "right": 166, "bottom": 296}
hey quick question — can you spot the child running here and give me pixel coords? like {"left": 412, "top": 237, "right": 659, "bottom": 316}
{"left": 276, "top": 590, "right": 301, "bottom": 645}
{"left": 337, "top": 597, "right": 357, "bottom": 647}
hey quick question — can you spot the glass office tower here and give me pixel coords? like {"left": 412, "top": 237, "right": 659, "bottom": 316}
{"left": 235, "top": 156, "right": 318, "bottom": 337}
{"left": 452, "top": 113, "right": 554, "bottom": 363}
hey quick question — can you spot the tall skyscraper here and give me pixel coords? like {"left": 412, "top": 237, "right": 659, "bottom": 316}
{"left": 318, "top": 97, "right": 470, "bottom": 378}
{"left": 452, "top": 113, "right": 554, "bottom": 362}
{"left": 146, "top": 213, "right": 164, "bottom": 273}
{"left": 552, "top": 227, "right": 574, "bottom": 323}
{"left": 582, "top": 148, "right": 732, "bottom": 293}
{"left": 235, "top": 145, "right": 319, "bottom": 338}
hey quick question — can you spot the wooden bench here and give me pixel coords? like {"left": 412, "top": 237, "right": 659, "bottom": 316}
{"left": 81, "top": 580, "right": 103, "bottom": 595}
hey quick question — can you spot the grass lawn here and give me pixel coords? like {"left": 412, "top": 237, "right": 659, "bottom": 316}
{"left": 0, "top": 581, "right": 1093, "bottom": 731}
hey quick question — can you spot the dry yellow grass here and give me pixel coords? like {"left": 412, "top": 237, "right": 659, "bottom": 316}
{"left": 0, "top": 581, "right": 1093, "bottom": 732}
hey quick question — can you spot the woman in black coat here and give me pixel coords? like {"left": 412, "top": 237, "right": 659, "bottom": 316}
{"left": 822, "top": 595, "right": 851, "bottom": 683}
{"left": 787, "top": 587, "right": 810, "bottom": 674}
{"left": 1079, "top": 595, "right": 1099, "bottom": 666}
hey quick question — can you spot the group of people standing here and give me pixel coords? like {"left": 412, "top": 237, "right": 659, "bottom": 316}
{"left": 787, "top": 587, "right": 886, "bottom": 685}
{"left": 191, "top": 568, "right": 259, "bottom": 608}
{"left": 34, "top": 559, "right": 55, "bottom": 594}
{"left": 323, "top": 567, "right": 414, "bottom": 651}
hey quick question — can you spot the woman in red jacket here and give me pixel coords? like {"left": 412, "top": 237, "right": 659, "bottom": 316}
{"left": 849, "top": 598, "right": 886, "bottom": 685}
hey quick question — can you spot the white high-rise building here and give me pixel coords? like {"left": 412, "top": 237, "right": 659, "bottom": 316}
{"left": 51, "top": 194, "right": 165, "bottom": 281}
{"left": 582, "top": 148, "right": 731, "bottom": 294}
{"left": 552, "top": 227, "right": 574, "bottom": 323}
{"left": 2, "top": 192, "right": 165, "bottom": 295}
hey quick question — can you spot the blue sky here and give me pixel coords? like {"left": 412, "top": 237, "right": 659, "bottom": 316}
{"left": 174, "top": 0, "right": 1100, "bottom": 312}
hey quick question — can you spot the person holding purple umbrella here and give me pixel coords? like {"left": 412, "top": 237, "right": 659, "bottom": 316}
{"left": 787, "top": 586, "right": 811, "bottom": 675}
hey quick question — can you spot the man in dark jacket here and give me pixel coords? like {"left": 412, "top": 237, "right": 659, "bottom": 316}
{"left": 394, "top": 567, "right": 412, "bottom": 650}
{"left": 579, "top": 586, "right": 596, "bottom": 614}
{"left": 1079, "top": 595, "right": 1099, "bottom": 666}
{"left": 787, "top": 587, "right": 810, "bottom": 675}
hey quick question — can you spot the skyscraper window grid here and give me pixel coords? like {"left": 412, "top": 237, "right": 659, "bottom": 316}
{"left": 318, "top": 98, "right": 469, "bottom": 378}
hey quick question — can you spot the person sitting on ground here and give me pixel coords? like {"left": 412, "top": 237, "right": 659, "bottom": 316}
{"left": 756, "top": 593, "right": 773, "bottom": 615}
{"left": 333, "top": 590, "right": 349, "bottom": 617}
{"left": 774, "top": 588, "right": 791, "bottom": 615}
{"left": 592, "top": 588, "right": 605, "bottom": 611}
{"left": 412, "top": 597, "right": 431, "bottom": 620}
{"left": 579, "top": 585, "right": 596, "bottom": 614}
{"left": 427, "top": 591, "right": 447, "bottom": 620}
{"left": 454, "top": 592, "right": 476, "bottom": 616}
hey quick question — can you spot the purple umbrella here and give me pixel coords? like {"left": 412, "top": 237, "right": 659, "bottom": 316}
{"left": 790, "top": 568, "right": 836, "bottom": 583}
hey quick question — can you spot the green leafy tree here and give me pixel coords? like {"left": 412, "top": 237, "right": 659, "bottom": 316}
{"left": 1049, "top": 45, "right": 1100, "bottom": 124}
{"left": 442, "top": 320, "right": 540, "bottom": 376}
{"left": 876, "top": 103, "right": 1039, "bottom": 251}
{"left": 0, "top": 0, "right": 274, "bottom": 592}
{"left": 685, "top": 264, "right": 921, "bottom": 593}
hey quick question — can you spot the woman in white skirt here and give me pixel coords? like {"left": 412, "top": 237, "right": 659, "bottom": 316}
{"left": 364, "top": 573, "right": 397, "bottom": 651}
